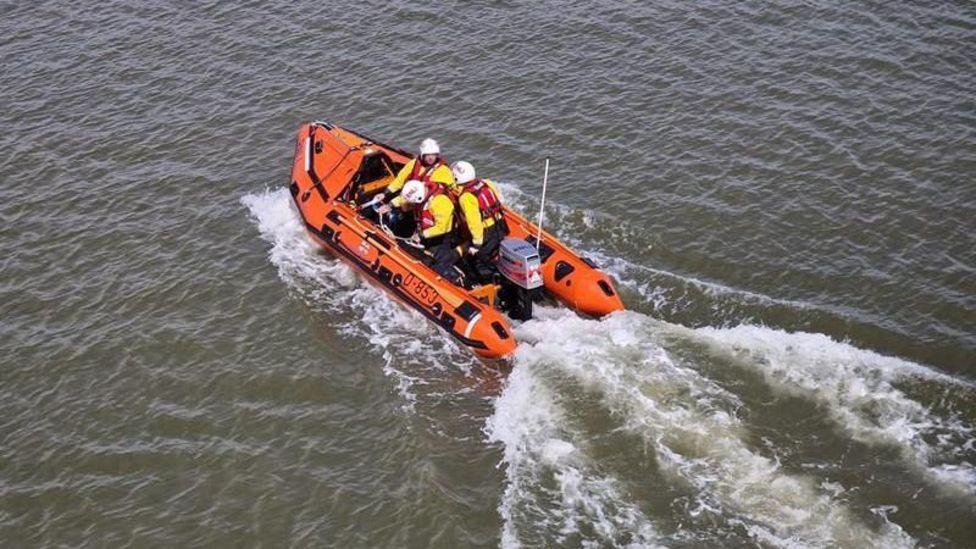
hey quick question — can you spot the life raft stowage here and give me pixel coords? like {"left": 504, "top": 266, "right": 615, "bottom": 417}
{"left": 287, "top": 121, "right": 624, "bottom": 360}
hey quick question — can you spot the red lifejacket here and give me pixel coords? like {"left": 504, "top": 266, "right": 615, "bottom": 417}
{"left": 408, "top": 157, "right": 447, "bottom": 194}
{"left": 417, "top": 184, "right": 447, "bottom": 232}
{"left": 462, "top": 179, "right": 503, "bottom": 221}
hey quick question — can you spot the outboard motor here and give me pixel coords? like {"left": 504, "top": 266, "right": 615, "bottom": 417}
{"left": 496, "top": 238, "right": 543, "bottom": 320}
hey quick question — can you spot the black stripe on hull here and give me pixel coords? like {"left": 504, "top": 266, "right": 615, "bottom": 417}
{"left": 295, "top": 201, "right": 490, "bottom": 351}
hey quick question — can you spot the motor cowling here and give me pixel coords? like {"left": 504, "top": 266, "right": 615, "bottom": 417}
{"left": 496, "top": 238, "right": 543, "bottom": 320}
{"left": 498, "top": 238, "right": 543, "bottom": 290}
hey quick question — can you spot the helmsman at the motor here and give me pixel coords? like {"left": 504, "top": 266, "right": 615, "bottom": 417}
{"left": 452, "top": 160, "right": 506, "bottom": 285}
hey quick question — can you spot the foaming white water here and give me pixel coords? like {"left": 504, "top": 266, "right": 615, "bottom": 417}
{"left": 500, "top": 179, "right": 976, "bottom": 500}
{"left": 245, "top": 185, "right": 965, "bottom": 546}
{"left": 485, "top": 360, "right": 660, "bottom": 548}
{"left": 694, "top": 324, "right": 976, "bottom": 497}
{"left": 501, "top": 308, "right": 915, "bottom": 548}
{"left": 241, "top": 188, "right": 358, "bottom": 296}
{"left": 241, "top": 188, "right": 474, "bottom": 409}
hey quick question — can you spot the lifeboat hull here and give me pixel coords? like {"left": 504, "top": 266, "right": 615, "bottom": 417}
{"left": 286, "top": 121, "right": 623, "bottom": 360}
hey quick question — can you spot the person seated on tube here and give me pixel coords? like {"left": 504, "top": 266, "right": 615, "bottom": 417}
{"left": 375, "top": 138, "right": 456, "bottom": 209}
{"left": 379, "top": 179, "right": 461, "bottom": 284}
{"left": 450, "top": 161, "right": 507, "bottom": 285}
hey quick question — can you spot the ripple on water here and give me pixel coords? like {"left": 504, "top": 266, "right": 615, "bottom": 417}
{"left": 2, "top": 0, "right": 975, "bottom": 546}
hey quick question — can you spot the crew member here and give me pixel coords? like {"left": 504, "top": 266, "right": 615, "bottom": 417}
{"left": 451, "top": 161, "right": 506, "bottom": 284}
{"left": 377, "top": 138, "right": 456, "bottom": 205}
{"left": 397, "top": 179, "right": 461, "bottom": 284}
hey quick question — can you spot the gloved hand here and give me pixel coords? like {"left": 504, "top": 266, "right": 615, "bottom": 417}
{"left": 377, "top": 204, "right": 392, "bottom": 215}
{"left": 467, "top": 245, "right": 480, "bottom": 256}
{"left": 374, "top": 193, "right": 386, "bottom": 203}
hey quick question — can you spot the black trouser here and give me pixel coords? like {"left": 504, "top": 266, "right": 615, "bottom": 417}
{"left": 422, "top": 234, "right": 461, "bottom": 284}
{"left": 470, "top": 223, "right": 503, "bottom": 284}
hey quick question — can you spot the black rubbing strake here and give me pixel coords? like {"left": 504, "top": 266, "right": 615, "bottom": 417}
{"left": 491, "top": 321, "right": 509, "bottom": 340}
{"left": 454, "top": 301, "right": 480, "bottom": 321}
{"left": 366, "top": 231, "right": 391, "bottom": 250}
{"left": 440, "top": 312, "right": 456, "bottom": 330}
{"left": 554, "top": 260, "right": 575, "bottom": 282}
{"left": 300, "top": 220, "right": 489, "bottom": 350}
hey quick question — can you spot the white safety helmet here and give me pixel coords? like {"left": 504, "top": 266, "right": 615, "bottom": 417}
{"left": 451, "top": 161, "right": 476, "bottom": 185}
{"left": 419, "top": 138, "right": 440, "bottom": 156}
{"left": 401, "top": 179, "right": 427, "bottom": 204}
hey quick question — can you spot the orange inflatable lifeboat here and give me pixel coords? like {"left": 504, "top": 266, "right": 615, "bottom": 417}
{"left": 287, "top": 121, "right": 624, "bottom": 360}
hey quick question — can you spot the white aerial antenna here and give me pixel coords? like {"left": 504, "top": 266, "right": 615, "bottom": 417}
{"left": 535, "top": 157, "right": 550, "bottom": 250}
